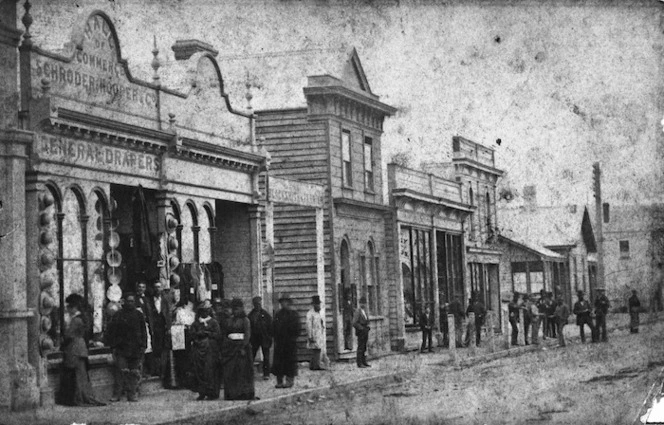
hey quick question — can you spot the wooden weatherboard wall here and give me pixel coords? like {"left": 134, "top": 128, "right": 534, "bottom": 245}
{"left": 257, "top": 109, "right": 334, "bottom": 359}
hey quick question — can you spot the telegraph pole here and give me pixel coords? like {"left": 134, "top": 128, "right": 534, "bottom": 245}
{"left": 593, "top": 162, "right": 605, "bottom": 292}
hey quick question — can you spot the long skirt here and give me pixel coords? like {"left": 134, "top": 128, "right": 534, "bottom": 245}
{"left": 222, "top": 341, "right": 255, "bottom": 400}
{"left": 630, "top": 312, "right": 640, "bottom": 333}
{"left": 58, "top": 357, "right": 105, "bottom": 406}
{"left": 191, "top": 339, "right": 221, "bottom": 398}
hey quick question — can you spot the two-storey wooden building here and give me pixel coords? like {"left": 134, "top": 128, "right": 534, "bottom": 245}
{"left": 244, "top": 49, "right": 396, "bottom": 360}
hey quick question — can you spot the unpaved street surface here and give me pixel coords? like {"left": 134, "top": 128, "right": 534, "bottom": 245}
{"left": 228, "top": 320, "right": 664, "bottom": 425}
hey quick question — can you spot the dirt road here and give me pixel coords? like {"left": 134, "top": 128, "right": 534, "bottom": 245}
{"left": 226, "top": 320, "right": 664, "bottom": 425}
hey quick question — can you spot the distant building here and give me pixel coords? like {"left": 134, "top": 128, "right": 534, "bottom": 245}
{"left": 495, "top": 235, "right": 566, "bottom": 298}
{"left": 499, "top": 202, "right": 598, "bottom": 308}
{"left": 602, "top": 203, "right": 664, "bottom": 310}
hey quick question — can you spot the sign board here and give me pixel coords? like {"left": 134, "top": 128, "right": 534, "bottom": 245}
{"left": 268, "top": 177, "right": 325, "bottom": 208}
{"left": 31, "top": 13, "right": 157, "bottom": 117}
{"left": 34, "top": 132, "right": 161, "bottom": 177}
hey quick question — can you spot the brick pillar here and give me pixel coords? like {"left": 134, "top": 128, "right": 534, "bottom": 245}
{"left": 0, "top": 129, "right": 39, "bottom": 411}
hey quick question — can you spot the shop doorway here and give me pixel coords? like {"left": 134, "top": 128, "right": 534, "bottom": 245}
{"left": 110, "top": 184, "right": 160, "bottom": 293}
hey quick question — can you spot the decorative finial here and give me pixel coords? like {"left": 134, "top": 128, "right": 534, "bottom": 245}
{"left": 245, "top": 83, "right": 253, "bottom": 112}
{"left": 151, "top": 35, "right": 161, "bottom": 83}
{"left": 168, "top": 113, "right": 176, "bottom": 129}
{"left": 22, "top": 0, "right": 33, "bottom": 47}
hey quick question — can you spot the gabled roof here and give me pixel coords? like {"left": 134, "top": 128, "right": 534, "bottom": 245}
{"left": 499, "top": 205, "right": 596, "bottom": 252}
{"left": 497, "top": 235, "right": 565, "bottom": 261}
{"left": 212, "top": 46, "right": 379, "bottom": 111}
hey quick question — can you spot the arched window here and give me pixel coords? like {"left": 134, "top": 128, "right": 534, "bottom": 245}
{"left": 469, "top": 186, "right": 475, "bottom": 237}
{"left": 42, "top": 184, "right": 62, "bottom": 348}
{"left": 199, "top": 204, "right": 214, "bottom": 263}
{"left": 364, "top": 241, "right": 380, "bottom": 315}
{"left": 89, "top": 190, "right": 110, "bottom": 335}
{"left": 171, "top": 200, "right": 182, "bottom": 260}
{"left": 56, "top": 186, "right": 88, "bottom": 345}
{"left": 485, "top": 191, "right": 492, "bottom": 232}
{"left": 181, "top": 201, "right": 198, "bottom": 263}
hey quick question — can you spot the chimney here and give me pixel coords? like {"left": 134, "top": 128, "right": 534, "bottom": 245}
{"left": 171, "top": 39, "right": 219, "bottom": 61}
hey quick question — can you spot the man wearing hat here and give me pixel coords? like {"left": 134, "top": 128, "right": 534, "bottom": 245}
{"left": 306, "top": 295, "right": 326, "bottom": 370}
{"left": 272, "top": 293, "right": 300, "bottom": 388}
{"left": 508, "top": 292, "right": 521, "bottom": 346}
{"left": 353, "top": 296, "right": 371, "bottom": 368}
{"left": 248, "top": 296, "right": 273, "bottom": 380}
{"left": 573, "top": 290, "right": 596, "bottom": 343}
{"left": 594, "top": 288, "right": 610, "bottom": 342}
{"left": 106, "top": 293, "right": 147, "bottom": 402}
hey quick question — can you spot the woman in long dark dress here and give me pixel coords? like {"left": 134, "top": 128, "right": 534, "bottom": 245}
{"left": 220, "top": 298, "right": 255, "bottom": 400}
{"left": 58, "top": 294, "right": 105, "bottom": 406}
{"left": 628, "top": 290, "right": 641, "bottom": 333}
{"left": 190, "top": 301, "right": 221, "bottom": 400}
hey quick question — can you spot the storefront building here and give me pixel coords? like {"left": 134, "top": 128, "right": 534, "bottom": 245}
{"left": 1, "top": 7, "right": 266, "bottom": 409}
{"left": 424, "top": 137, "right": 504, "bottom": 322}
{"left": 386, "top": 164, "right": 472, "bottom": 351}
{"left": 253, "top": 49, "right": 396, "bottom": 360}
{"left": 496, "top": 236, "right": 566, "bottom": 298}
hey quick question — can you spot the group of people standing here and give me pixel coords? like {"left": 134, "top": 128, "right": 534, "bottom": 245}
{"left": 57, "top": 283, "right": 333, "bottom": 406}
{"left": 508, "top": 288, "right": 637, "bottom": 348}
{"left": 435, "top": 292, "right": 487, "bottom": 351}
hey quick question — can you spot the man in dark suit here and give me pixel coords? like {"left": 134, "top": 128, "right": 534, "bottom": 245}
{"left": 107, "top": 293, "right": 147, "bottom": 402}
{"left": 149, "top": 280, "right": 172, "bottom": 378}
{"left": 573, "top": 290, "right": 595, "bottom": 343}
{"left": 594, "top": 288, "right": 610, "bottom": 342}
{"left": 249, "top": 296, "right": 273, "bottom": 380}
{"left": 467, "top": 294, "right": 487, "bottom": 346}
{"left": 508, "top": 292, "right": 520, "bottom": 346}
{"left": 353, "top": 296, "right": 371, "bottom": 368}
{"left": 272, "top": 293, "right": 300, "bottom": 389}
{"left": 135, "top": 281, "right": 153, "bottom": 377}
{"left": 419, "top": 305, "right": 434, "bottom": 353}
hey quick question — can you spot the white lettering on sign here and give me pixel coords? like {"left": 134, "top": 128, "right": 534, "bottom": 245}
{"left": 269, "top": 177, "right": 325, "bottom": 208}
{"left": 31, "top": 14, "right": 157, "bottom": 112}
{"left": 35, "top": 133, "right": 161, "bottom": 175}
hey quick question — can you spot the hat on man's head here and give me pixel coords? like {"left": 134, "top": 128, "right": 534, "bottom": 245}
{"left": 278, "top": 293, "right": 292, "bottom": 303}
{"left": 252, "top": 296, "right": 262, "bottom": 304}
{"left": 312, "top": 295, "right": 321, "bottom": 305}
{"left": 359, "top": 296, "right": 367, "bottom": 304}
{"left": 231, "top": 298, "right": 244, "bottom": 309}
{"left": 577, "top": 290, "right": 585, "bottom": 297}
